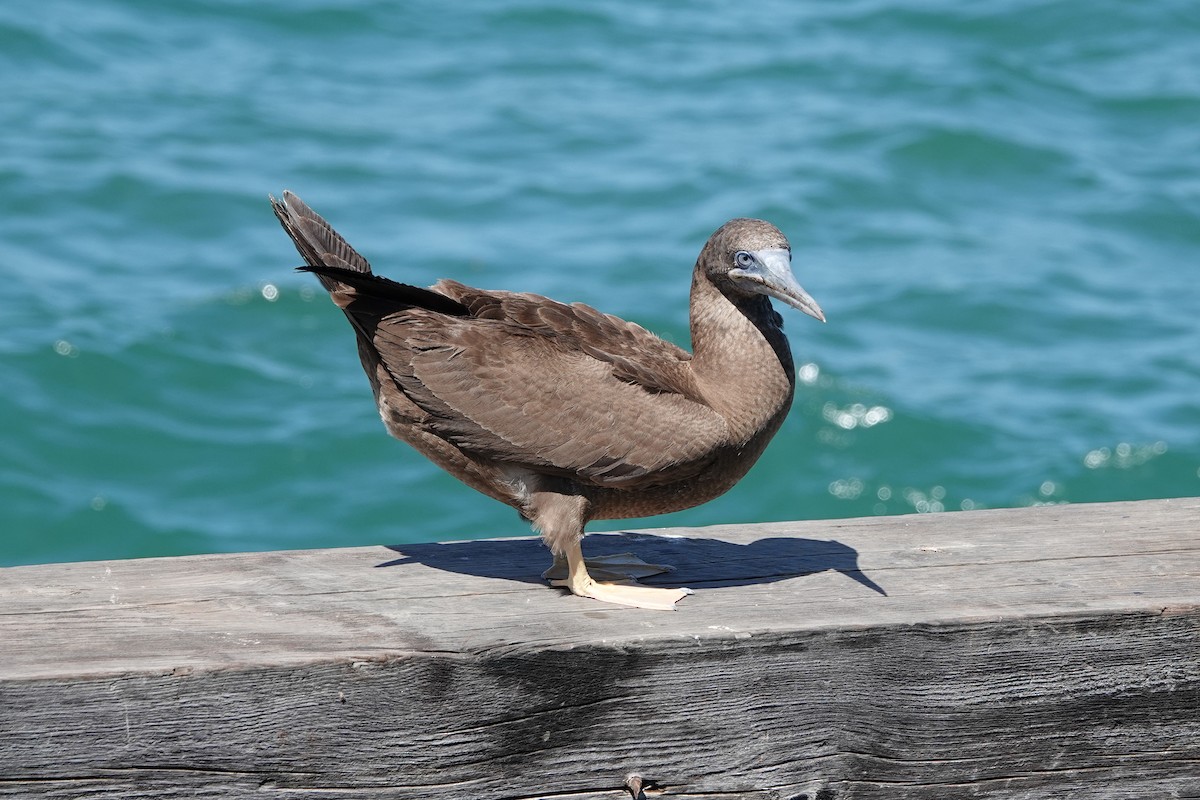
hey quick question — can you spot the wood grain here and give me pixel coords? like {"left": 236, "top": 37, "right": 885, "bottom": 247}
{"left": 2, "top": 498, "right": 1198, "bottom": 798}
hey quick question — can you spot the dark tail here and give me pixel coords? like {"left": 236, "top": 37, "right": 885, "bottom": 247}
{"left": 270, "top": 191, "right": 373, "bottom": 293}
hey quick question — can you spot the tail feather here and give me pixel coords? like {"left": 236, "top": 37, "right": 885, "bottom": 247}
{"left": 297, "top": 265, "right": 468, "bottom": 317}
{"left": 270, "top": 191, "right": 373, "bottom": 292}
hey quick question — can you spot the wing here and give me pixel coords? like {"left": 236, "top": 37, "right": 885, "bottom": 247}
{"left": 433, "top": 280, "right": 706, "bottom": 402}
{"left": 388, "top": 320, "right": 729, "bottom": 487}
{"left": 318, "top": 270, "right": 728, "bottom": 488}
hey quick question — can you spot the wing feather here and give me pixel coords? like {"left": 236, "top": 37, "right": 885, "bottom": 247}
{"left": 394, "top": 325, "right": 727, "bottom": 487}
{"left": 335, "top": 281, "right": 728, "bottom": 488}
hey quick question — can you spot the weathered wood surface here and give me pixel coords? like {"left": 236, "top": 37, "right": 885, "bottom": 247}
{"left": 1, "top": 498, "right": 1198, "bottom": 799}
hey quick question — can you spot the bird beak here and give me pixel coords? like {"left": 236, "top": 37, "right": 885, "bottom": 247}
{"left": 731, "top": 248, "right": 826, "bottom": 322}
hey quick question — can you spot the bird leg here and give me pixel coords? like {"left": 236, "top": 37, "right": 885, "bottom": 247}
{"left": 550, "top": 540, "right": 693, "bottom": 611}
{"left": 541, "top": 551, "right": 675, "bottom": 583}
{"left": 530, "top": 488, "right": 691, "bottom": 610}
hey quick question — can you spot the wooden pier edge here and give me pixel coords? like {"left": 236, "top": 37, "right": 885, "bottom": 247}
{"left": 1, "top": 497, "right": 1198, "bottom": 799}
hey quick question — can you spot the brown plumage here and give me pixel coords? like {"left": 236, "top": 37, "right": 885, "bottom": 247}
{"left": 272, "top": 191, "right": 824, "bottom": 609}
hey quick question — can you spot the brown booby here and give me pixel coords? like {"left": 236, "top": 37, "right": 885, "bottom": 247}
{"left": 272, "top": 191, "right": 824, "bottom": 610}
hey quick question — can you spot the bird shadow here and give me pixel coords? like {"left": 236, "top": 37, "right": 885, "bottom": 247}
{"left": 377, "top": 531, "right": 887, "bottom": 596}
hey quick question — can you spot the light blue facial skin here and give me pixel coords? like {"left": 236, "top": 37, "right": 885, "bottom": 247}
{"left": 730, "top": 248, "right": 826, "bottom": 323}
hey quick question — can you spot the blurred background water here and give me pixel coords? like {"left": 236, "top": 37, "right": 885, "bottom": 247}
{"left": 2, "top": 0, "right": 1198, "bottom": 567}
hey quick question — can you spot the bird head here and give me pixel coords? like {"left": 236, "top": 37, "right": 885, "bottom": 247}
{"left": 704, "top": 218, "right": 825, "bottom": 323}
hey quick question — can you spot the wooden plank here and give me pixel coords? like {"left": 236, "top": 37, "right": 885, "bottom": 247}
{"left": 1, "top": 498, "right": 1198, "bottom": 799}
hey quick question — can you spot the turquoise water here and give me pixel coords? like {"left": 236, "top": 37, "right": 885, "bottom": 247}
{"left": 3, "top": 1, "right": 1198, "bottom": 567}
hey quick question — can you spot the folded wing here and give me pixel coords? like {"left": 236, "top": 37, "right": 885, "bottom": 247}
{"left": 307, "top": 266, "right": 728, "bottom": 489}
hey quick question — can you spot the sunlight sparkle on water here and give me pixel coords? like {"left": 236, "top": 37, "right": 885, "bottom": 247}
{"left": 1083, "top": 441, "right": 1168, "bottom": 470}
{"left": 827, "top": 478, "right": 978, "bottom": 516}
{"left": 822, "top": 402, "right": 893, "bottom": 430}
{"left": 828, "top": 477, "right": 865, "bottom": 500}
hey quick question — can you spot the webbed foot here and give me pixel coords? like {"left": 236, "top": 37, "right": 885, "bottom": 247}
{"left": 549, "top": 544, "right": 692, "bottom": 610}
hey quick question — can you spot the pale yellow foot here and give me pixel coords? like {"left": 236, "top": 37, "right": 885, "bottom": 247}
{"left": 541, "top": 551, "right": 675, "bottom": 582}
{"left": 549, "top": 575, "right": 693, "bottom": 610}
{"left": 551, "top": 543, "right": 693, "bottom": 610}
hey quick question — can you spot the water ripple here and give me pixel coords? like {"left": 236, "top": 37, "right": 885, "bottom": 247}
{"left": 2, "top": 0, "right": 1198, "bottom": 565}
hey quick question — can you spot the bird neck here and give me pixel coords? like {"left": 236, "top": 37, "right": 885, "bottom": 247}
{"left": 688, "top": 271, "right": 796, "bottom": 438}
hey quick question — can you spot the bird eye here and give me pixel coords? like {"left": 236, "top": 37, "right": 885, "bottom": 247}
{"left": 734, "top": 251, "right": 755, "bottom": 269}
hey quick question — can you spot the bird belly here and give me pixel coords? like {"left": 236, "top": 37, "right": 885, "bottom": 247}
{"left": 584, "top": 443, "right": 767, "bottom": 521}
